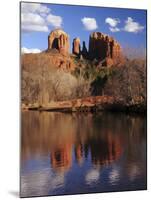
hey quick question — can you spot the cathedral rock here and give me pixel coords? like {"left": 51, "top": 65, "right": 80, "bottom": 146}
{"left": 48, "top": 29, "right": 70, "bottom": 55}
{"left": 89, "top": 32, "right": 122, "bottom": 66}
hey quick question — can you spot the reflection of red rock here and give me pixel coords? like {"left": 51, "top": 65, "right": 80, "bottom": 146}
{"left": 50, "top": 132, "right": 123, "bottom": 171}
{"left": 107, "top": 133, "right": 123, "bottom": 163}
{"left": 91, "top": 133, "right": 123, "bottom": 166}
{"left": 50, "top": 144, "right": 72, "bottom": 172}
{"left": 75, "top": 144, "right": 83, "bottom": 164}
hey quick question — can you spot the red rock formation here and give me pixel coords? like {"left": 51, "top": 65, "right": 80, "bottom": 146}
{"left": 72, "top": 38, "right": 81, "bottom": 55}
{"left": 21, "top": 52, "right": 76, "bottom": 73}
{"left": 81, "top": 41, "right": 88, "bottom": 59}
{"left": 89, "top": 32, "right": 122, "bottom": 66}
{"left": 50, "top": 144, "right": 72, "bottom": 172}
{"left": 48, "top": 29, "right": 70, "bottom": 55}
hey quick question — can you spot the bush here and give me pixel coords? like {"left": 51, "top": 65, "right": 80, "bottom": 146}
{"left": 104, "top": 59, "right": 146, "bottom": 105}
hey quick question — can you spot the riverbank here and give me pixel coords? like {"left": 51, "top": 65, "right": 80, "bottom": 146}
{"left": 21, "top": 95, "right": 146, "bottom": 114}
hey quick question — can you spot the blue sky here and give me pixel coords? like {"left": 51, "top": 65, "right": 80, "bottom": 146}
{"left": 21, "top": 2, "right": 147, "bottom": 54}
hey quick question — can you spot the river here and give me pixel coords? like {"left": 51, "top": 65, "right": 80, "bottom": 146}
{"left": 21, "top": 111, "right": 147, "bottom": 197}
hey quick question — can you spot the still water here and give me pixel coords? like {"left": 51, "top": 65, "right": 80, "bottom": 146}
{"left": 21, "top": 111, "right": 147, "bottom": 197}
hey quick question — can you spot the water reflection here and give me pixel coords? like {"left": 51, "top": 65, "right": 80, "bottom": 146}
{"left": 50, "top": 144, "right": 72, "bottom": 172}
{"left": 21, "top": 111, "right": 146, "bottom": 197}
{"left": 85, "top": 169, "right": 100, "bottom": 185}
{"left": 109, "top": 167, "right": 120, "bottom": 185}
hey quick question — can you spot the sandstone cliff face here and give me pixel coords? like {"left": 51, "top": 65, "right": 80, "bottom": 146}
{"left": 48, "top": 29, "right": 70, "bottom": 55}
{"left": 72, "top": 38, "right": 81, "bottom": 55}
{"left": 89, "top": 32, "right": 122, "bottom": 66}
{"left": 21, "top": 52, "right": 76, "bottom": 73}
{"left": 71, "top": 31, "right": 123, "bottom": 66}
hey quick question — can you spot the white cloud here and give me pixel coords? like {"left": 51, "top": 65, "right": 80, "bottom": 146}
{"left": 46, "top": 14, "right": 62, "bottom": 28}
{"left": 21, "top": 13, "right": 46, "bottom": 26}
{"left": 21, "top": 3, "right": 50, "bottom": 14}
{"left": 105, "top": 17, "right": 144, "bottom": 34}
{"left": 22, "top": 24, "right": 48, "bottom": 32}
{"left": 109, "top": 27, "right": 120, "bottom": 32}
{"left": 21, "top": 47, "right": 41, "bottom": 54}
{"left": 21, "top": 12, "right": 48, "bottom": 32}
{"left": 105, "top": 17, "right": 120, "bottom": 27}
{"left": 21, "top": 2, "right": 63, "bottom": 32}
{"left": 81, "top": 17, "right": 98, "bottom": 31}
{"left": 123, "top": 17, "right": 144, "bottom": 33}
{"left": 21, "top": 3, "right": 49, "bottom": 32}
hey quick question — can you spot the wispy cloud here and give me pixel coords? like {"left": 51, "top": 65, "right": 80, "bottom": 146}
{"left": 123, "top": 17, "right": 144, "bottom": 33}
{"left": 109, "top": 27, "right": 120, "bottom": 32}
{"left": 21, "top": 2, "right": 63, "bottom": 32}
{"left": 105, "top": 17, "right": 120, "bottom": 27}
{"left": 105, "top": 17, "right": 120, "bottom": 32}
{"left": 81, "top": 17, "right": 98, "bottom": 31}
{"left": 105, "top": 16, "right": 144, "bottom": 34}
